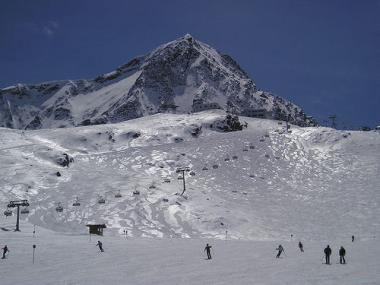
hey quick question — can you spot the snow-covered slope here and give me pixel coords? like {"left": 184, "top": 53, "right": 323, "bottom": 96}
{"left": 0, "top": 34, "right": 315, "bottom": 130}
{"left": 1, "top": 219, "right": 379, "bottom": 285}
{"left": 0, "top": 110, "right": 379, "bottom": 240}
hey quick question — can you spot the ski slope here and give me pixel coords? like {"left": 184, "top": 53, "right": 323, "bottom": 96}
{"left": 0, "top": 219, "right": 379, "bottom": 285}
{"left": 1, "top": 110, "right": 380, "bottom": 284}
{"left": 0, "top": 110, "right": 379, "bottom": 240}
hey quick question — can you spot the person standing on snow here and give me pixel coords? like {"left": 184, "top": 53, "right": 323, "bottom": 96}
{"left": 298, "top": 241, "right": 304, "bottom": 252}
{"left": 204, "top": 243, "right": 212, "bottom": 260}
{"left": 1, "top": 245, "right": 9, "bottom": 259}
{"left": 324, "top": 245, "right": 332, "bottom": 264}
{"left": 96, "top": 241, "right": 104, "bottom": 252}
{"left": 276, "top": 245, "right": 284, "bottom": 258}
{"left": 352, "top": 235, "right": 355, "bottom": 242}
{"left": 339, "top": 246, "right": 346, "bottom": 264}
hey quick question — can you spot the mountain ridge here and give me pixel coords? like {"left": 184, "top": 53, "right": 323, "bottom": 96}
{"left": 0, "top": 34, "right": 315, "bottom": 129}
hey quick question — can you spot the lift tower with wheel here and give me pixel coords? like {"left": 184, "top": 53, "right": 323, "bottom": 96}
{"left": 7, "top": 200, "right": 29, "bottom": 231}
{"left": 176, "top": 167, "right": 190, "bottom": 196}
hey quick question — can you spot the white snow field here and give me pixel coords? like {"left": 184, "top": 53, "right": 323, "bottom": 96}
{"left": 0, "top": 110, "right": 379, "bottom": 284}
{"left": 0, "top": 219, "right": 379, "bottom": 285}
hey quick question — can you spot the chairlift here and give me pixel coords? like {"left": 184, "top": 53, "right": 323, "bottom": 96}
{"left": 4, "top": 209, "right": 12, "bottom": 217}
{"left": 232, "top": 155, "right": 238, "bottom": 160}
{"left": 224, "top": 157, "right": 230, "bottom": 161}
{"left": 72, "top": 197, "right": 80, "bottom": 206}
{"left": 242, "top": 148, "right": 248, "bottom": 152}
{"left": 249, "top": 144, "right": 255, "bottom": 149}
{"left": 115, "top": 191, "right": 122, "bottom": 198}
{"left": 56, "top": 203, "right": 63, "bottom": 212}
{"left": 212, "top": 164, "right": 219, "bottom": 169}
{"left": 133, "top": 190, "right": 140, "bottom": 195}
{"left": 21, "top": 207, "right": 30, "bottom": 214}
{"left": 202, "top": 166, "right": 208, "bottom": 171}
{"left": 98, "top": 196, "right": 106, "bottom": 204}
{"left": 189, "top": 171, "right": 195, "bottom": 176}
{"left": 177, "top": 175, "right": 183, "bottom": 180}
{"left": 176, "top": 167, "right": 190, "bottom": 173}
{"left": 163, "top": 178, "right": 171, "bottom": 183}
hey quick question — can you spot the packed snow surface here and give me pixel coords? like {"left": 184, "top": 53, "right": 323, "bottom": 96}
{"left": 0, "top": 110, "right": 379, "bottom": 284}
{"left": 0, "top": 219, "right": 379, "bottom": 285}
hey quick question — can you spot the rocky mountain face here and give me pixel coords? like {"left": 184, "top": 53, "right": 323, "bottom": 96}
{"left": 0, "top": 34, "right": 315, "bottom": 129}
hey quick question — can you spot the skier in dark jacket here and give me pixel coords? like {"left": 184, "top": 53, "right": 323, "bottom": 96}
{"left": 352, "top": 235, "right": 355, "bottom": 242}
{"left": 298, "top": 241, "right": 304, "bottom": 252}
{"left": 324, "top": 245, "right": 332, "bottom": 264}
{"left": 339, "top": 246, "right": 346, "bottom": 264}
{"left": 276, "top": 245, "right": 284, "bottom": 258}
{"left": 204, "top": 243, "right": 212, "bottom": 260}
{"left": 96, "top": 241, "right": 104, "bottom": 252}
{"left": 1, "top": 245, "right": 9, "bottom": 259}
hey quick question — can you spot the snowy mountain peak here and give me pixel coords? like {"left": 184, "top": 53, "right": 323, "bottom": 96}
{"left": 0, "top": 36, "right": 315, "bottom": 129}
{"left": 183, "top": 33, "right": 193, "bottom": 39}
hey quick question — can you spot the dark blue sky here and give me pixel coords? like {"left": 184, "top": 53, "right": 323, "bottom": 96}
{"left": 1, "top": 0, "right": 379, "bottom": 128}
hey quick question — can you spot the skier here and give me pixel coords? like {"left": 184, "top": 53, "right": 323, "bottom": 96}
{"left": 276, "top": 244, "right": 284, "bottom": 258}
{"left": 96, "top": 241, "right": 104, "bottom": 252}
{"left": 352, "top": 235, "right": 355, "bottom": 242}
{"left": 298, "top": 241, "right": 304, "bottom": 252}
{"left": 204, "top": 243, "right": 212, "bottom": 260}
{"left": 339, "top": 246, "right": 346, "bottom": 264}
{"left": 1, "top": 245, "right": 9, "bottom": 259}
{"left": 324, "top": 245, "right": 332, "bottom": 264}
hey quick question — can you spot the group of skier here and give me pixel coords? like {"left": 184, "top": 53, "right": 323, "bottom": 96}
{"left": 274, "top": 242, "right": 347, "bottom": 265}
{"left": 1, "top": 235, "right": 354, "bottom": 265}
{"left": 275, "top": 241, "right": 303, "bottom": 258}
{"left": 324, "top": 245, "right": 346, "bottom": 265}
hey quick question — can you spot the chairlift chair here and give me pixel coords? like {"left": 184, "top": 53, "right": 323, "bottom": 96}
{"left": 4, "top": 209, "right": 12, "bottom": 217}
{"left": 98, "top": 196, "right": 106, "bottom": 204}
{"left": 115, "top": 191, "right": 122, "bottom": 198}
{"left": 56, "top": 203, "right": 63, "bottom": 212}
{"left": 133, "top": 190, "right": 140, "bottom": 195}
{"left": 72, "top": 197, "right": 80, "bottom": 206}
